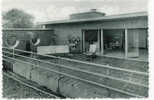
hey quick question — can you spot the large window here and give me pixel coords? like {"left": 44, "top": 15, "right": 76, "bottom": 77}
{"left": 103, "top": 29, "right": 125, "bottom": 57}
{"left": 127, "top": 28, "right": 148, "bottom": 61}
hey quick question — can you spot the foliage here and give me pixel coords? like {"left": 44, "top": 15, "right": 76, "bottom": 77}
{"left": 2, "top": 8, "right": 34, "bottom": 28}
{"left": 67, "top": 35, "right": 80, "bottom": 48}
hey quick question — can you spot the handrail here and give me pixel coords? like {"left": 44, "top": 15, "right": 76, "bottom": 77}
{"left": 3, "top": 50, "right": 148, "bottom": 87}
{"left": 2, "top": 55, "right": 146, "bottom": 98}
{"left": 2, "top": 47, "right": 148, "bottom": 75}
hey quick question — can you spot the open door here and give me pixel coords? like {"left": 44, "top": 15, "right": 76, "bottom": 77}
{"left": 82, "top": 29, "right": 101, "bottom": 53}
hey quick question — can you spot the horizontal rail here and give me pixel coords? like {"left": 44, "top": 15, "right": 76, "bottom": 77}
{"left": 3, "top": 51, "right": 148, "bottom": 87}
{"left": 3, "top": 71, "right": 61, "bottom": 98}
{"left": 2, "top": 56, "right": 145, "bottom": 98}
{"left": 102, "top": 54, "right": 148, "bottom": 63}
{"left": 2, "top": 47, "right": 148, "bottom": 76}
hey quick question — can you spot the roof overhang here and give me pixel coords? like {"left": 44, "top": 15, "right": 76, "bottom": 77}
{"left": 38, "top": 11, "right": 148, "bottom": 25}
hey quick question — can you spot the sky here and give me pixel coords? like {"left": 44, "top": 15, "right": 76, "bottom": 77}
{"left": 2, "top": 0, "right": 148, "bottom": 23}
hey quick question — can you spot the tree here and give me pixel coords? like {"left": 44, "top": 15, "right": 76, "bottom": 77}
{"left": 2, "top": 8, "right": 34, "bottom": 28}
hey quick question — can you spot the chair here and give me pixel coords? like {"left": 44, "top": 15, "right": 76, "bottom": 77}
{"left": 85, "top": 44, "right": 97, "bottom": 60}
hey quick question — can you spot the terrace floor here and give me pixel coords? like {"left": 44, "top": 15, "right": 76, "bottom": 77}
{"left": 53, "top": 53, "right": 148, "bottom": 73}
{"left": 101, "top": 49, "right": 148, "bottom": 62}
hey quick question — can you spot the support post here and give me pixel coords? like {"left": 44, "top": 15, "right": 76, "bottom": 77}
{"left": 97, "top": 29, "right": 100, "bottom": 53}
{"left": 125, "top": 29, "right": 128, "bottom": 58}
{"left": 82, "top": 30, "right": 85, "bottom": 52}
{"left": 101, "top": 29, "right": 104, "bottom": 54}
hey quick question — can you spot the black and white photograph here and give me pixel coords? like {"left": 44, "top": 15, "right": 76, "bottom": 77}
{"left": 1, "top": 0, "right": 151, "bottom": 99}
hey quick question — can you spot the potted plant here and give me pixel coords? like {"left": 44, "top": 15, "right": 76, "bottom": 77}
{"left": 67, "top": 35, "right": 80, "bottom": 53}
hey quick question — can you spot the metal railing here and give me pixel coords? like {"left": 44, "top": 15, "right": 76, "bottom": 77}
{"left": 2, "top": 47, "right": 148, "bottom": 75}
{"left": 3, "top": 50, "right": 148, "bottom": 87}
{"left": 2, "top": 47, "right": 148, "bottom": 98}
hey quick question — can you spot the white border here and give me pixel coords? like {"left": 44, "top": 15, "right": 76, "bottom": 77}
{"left": 0, "top": 0, "right": 153, "bottom": 100}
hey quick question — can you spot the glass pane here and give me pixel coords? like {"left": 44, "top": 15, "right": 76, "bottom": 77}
{"left": 103, "top": 29, "right": 125, "bottom": 58}
{"left": 127, "top": 29, "right": 139, "bottom": 58}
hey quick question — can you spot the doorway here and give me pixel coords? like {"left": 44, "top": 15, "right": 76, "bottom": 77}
{"left": 82, "top": 29, "right": 101, "bottom": 53}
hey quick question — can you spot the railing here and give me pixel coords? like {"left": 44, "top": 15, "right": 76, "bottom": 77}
{"left": 2, "top": 47, "right": 148, "bottom": 98}
{"left": 3, "top": 47, "right": 148, "bottom": 75}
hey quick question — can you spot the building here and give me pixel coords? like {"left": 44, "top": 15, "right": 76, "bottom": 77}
{"left": 39, "top": 9, "right": 148, "bottom": 61}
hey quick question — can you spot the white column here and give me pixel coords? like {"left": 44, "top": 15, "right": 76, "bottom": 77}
{"left": 101, "top": 29, "right": 104, "bottom": 54}
{"left": 97, "top": 29, "right": 100, "bottom": 53}
{"left": 125, "top": 29, "right": 128, "bottom": 58}
{"left": 82, "top": 30, "right": 85, "bottom": 52}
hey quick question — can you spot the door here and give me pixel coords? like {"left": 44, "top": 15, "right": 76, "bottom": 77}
{"left": 82, "top": 29, "right": 101, "bottom": 53}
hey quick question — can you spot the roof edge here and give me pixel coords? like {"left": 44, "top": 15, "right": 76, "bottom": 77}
{"left": 38, "top": 11, "right": 148, "bottom": 25}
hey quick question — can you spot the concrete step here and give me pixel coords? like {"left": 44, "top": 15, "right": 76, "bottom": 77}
{"left": 48, "top": 58, "right": 148, "bottom": 86}
{"left": 30, "top": 67, "right": 59, "bottom": 93}
{"left": 59, "top": 77, "right": 110, "bottom": 98}
{"left": 58, "top": 65, "right": 148, "bottom": 97}
{"left": 13, "top": 62, "right": 32, "bottom": 80}
{"left": 10, "top": 56, "right": 148, "bottom": 98}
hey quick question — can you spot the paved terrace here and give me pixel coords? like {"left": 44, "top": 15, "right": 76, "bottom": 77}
{"left": 51, "top": 53, "right": 148, "bottom": 72}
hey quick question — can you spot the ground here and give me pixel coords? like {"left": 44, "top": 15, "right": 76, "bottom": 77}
{"left": 2, "top": 73, "right": 54, "bottom": 98}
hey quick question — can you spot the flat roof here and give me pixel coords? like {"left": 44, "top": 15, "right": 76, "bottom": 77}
{"left": 38, "top": 11, "right": 148, "bottom": 25}
{"left": 2, "top": 28, "right": 54, "bottom": 31}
